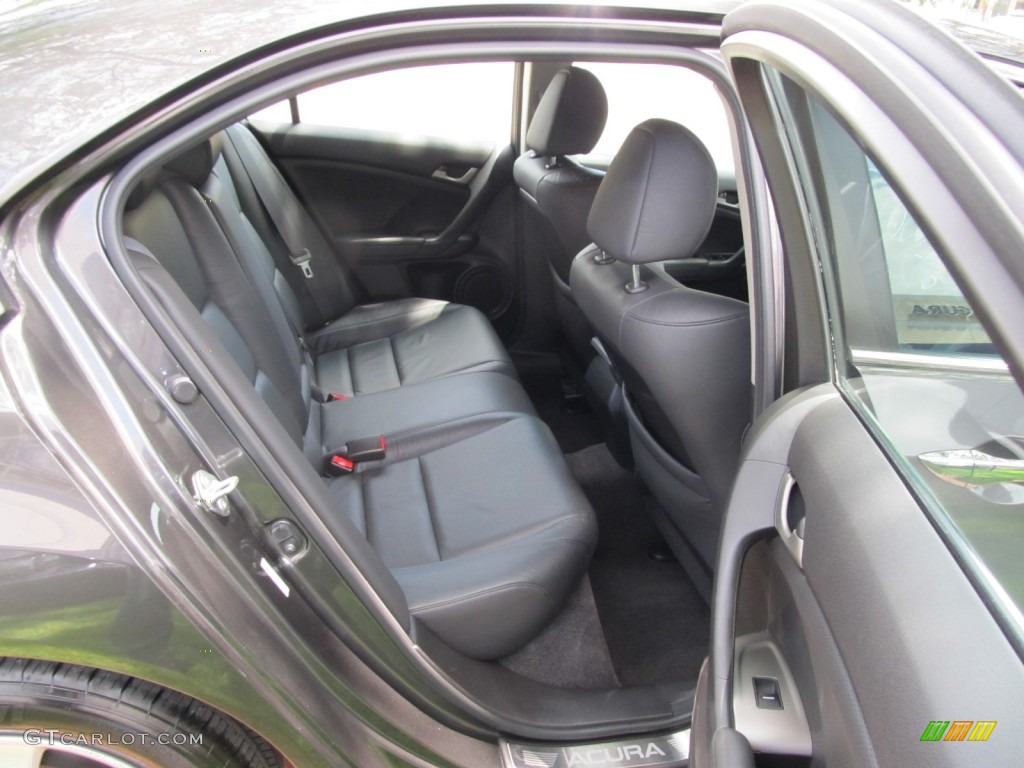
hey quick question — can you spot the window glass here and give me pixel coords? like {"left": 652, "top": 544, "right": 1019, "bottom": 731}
{"left": 572, "top": 62, "right": 733, "bottom": 174}
{"left": 774, "top": 74, "right": 1024, "bottom": 627}
{"left": 249, "top": 99, "right": 292, "bottom": 124}
{"left": 252, "top": 62, "right": 515, "bottom": 146}
{"left": 870, "top": 160, "right": 995, "bottom": 355}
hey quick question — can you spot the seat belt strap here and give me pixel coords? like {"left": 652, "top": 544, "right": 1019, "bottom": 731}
{"left": 224, "top": 125, "right": 335, "bottom": 325}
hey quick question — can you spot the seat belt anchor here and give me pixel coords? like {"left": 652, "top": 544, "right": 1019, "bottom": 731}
{"left": 324, "top": 436, "right": 386, "bottom": 477}
{"left": 291, "top": 248, "right": 314, "bottom": 279}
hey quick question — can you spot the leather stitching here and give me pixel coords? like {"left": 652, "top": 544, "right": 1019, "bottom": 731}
{"left": 417, "top": 457, "right": 443, "bottom": 563}
{"left": 410, "top": 581, "right": 553, "bottom": 612}
{"left": 625, "top": 310, "right": 748, "bottom": 328}
{"left": 387, "top": 334, "right": 402, "bottom": 386}
{"left": 628, "top": 126, "right": 656, "bottom": 258}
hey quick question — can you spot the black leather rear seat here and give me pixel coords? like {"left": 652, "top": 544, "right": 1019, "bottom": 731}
{"left": 220, "top": 124, "right": 516, "bottom": 397}
{"left": 121, "top": 131, "right": 597, "bottom": 660}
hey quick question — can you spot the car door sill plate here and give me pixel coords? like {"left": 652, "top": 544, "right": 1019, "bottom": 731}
{"left": 501, "top": 730, "right": 688, "bottom": 768}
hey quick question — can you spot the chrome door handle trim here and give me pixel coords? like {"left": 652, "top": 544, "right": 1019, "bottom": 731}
{"left": 776, "top": 472, "right": 803, "bottom": 568}
{"left": 919, "top": 448, "right": 1024, "bottom": 488}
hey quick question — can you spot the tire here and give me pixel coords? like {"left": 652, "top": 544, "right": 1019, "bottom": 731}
{"left": 0, "top": 657, "right": 282, "bottom": 768}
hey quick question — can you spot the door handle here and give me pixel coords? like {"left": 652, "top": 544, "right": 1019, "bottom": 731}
{"left": 919, "top": 446, "right": 1024, "bottom": 488}
{"left": 775, "top": 472, "right": 804, "bottom": 568}
{"left": 431, "top": 164, "right": 478, "bottom": 184}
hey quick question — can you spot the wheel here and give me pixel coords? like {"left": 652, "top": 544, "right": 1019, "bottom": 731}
{"left": 0, "top": 658, "right": 282, "bottom": 768}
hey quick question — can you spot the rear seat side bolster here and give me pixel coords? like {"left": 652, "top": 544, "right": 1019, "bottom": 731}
{"left": 128, "top": 251, "right": 413, "bottom": 628}
{"left": 130, "top": 253, "right": 307, "bottom": 450}
{"left": 203, "top": 165, "right": 307, "bottom": 354}
{"left": 158, "top": 180, "right": 312, "bottom": 436}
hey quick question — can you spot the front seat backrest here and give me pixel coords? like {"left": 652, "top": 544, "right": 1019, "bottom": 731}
{"left": 515, "top": 66, "right": 608, "bottom": 275}
{"left": 570, "top": 118, "right": 751, "bottom": 578}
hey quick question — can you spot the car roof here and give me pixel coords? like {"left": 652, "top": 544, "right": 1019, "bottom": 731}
{"left": 0, "top": 0, "right": 740, "bottom": 204}
{"left": 2, "top": 0, "right": 1020, "bottom": 207}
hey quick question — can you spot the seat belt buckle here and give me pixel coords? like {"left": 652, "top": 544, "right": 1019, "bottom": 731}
{"left": 324, "top": 436, "right": 386, "bottom": 477}
{"left": 326, "top": 455, "right": 355, "bottom": 476}
{"left": 344, "top": 435, "right": 387, "bottom": 463}
{"left": 290, "top": 248, "right": 314, "bottom": 279}
{"left": 327, "top": 392, "right": 350, "bottom": 402}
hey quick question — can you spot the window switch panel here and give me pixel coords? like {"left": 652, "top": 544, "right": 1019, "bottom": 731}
{"left": 753, "top": 676, "right": 784, "bottom": 710}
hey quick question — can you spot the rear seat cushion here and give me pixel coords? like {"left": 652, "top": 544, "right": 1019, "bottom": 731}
{"left": 327, "top": 415, "right": 596, "bottom": 659}
{"left": 310, "top": 298, "right": 517, "bottom": 396}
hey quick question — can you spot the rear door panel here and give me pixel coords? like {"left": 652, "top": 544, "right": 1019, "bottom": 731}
{"left": 248, "top": 121, "right": 522, "bottom": 340}
{"left": 694, "top": 1, "right": 1024, "bottom": 765}
{"left": 241, "top": 61, "right": 528, "bottom": 340}
{"left": 255, "top": 123, "right": 483, "bottom": 242}
{"left": 703, "top": 385, "right": 1024, "bottom": 768}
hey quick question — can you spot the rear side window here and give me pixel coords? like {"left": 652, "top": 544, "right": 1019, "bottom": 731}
{"left": 251, "top": 62, "right": 516, "bottom": 145}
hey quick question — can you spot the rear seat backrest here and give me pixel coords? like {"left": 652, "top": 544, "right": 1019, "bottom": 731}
{"left": 205, "top": 152, "right": 310, "bottom": 346}
{"left": 122, "top": 146, "right": 319, "bottom": 461}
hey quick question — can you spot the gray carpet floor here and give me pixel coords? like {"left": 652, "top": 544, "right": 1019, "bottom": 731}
{"left": 500, "top": 575, "right": 620, "bottom": 689}
{"left": 566, "top": 443, "right": 710, "bottom": 687}
{"left": 507, "top": 378, "right": 710, "bottom": 688}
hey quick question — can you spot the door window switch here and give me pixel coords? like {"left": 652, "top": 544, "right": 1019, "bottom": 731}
{"left": 753, "top": 676, "right": 784, "bottom": 710}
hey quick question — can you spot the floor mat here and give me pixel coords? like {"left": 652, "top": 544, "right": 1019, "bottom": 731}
{"left": 500, "top": 575, "right": 620, "bottom": 689}
{"left": 566, "top": 443, "right": 710, "bottom": 687}
{"left": 521, "top": 378, "right": 603, "bottom": 455}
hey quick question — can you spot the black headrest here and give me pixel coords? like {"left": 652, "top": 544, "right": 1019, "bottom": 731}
{"left": 163, "top": 134, "right": 223, "bottom": 187}
{"left": 587, "top": 119, "right": 717, "bottom": 264}
{"left": 526, "top": 67, "right": 608, "bottom": 157}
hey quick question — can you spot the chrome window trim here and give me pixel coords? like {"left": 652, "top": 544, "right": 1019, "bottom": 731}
{"left": 850, "top": 348, "right": 1010, "bottom": 376}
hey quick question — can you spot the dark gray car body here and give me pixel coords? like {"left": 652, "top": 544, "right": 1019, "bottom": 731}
{"left": 1, "top": 2, "right": 1023, "bottom": 767}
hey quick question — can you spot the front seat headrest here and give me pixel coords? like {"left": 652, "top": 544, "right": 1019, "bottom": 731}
{"left": 587, "top": 118, "right": 718, "bottom": 264}
{"left": 526, "top": 66, "right": 608, "bottom": 157}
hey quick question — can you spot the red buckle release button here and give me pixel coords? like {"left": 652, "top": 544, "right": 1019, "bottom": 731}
{"left": 330, "top": 393, "right": 350, "bottom": 401}
{"left": 330, "top": 455, "right": 355, "bottom": 473}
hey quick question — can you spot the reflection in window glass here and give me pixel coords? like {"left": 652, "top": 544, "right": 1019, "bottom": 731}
{"left": 573, "top": 62, "right": 733, "bottom": 174}
{"left": 869, "top": 158, "right": 994, "bottom": 355}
